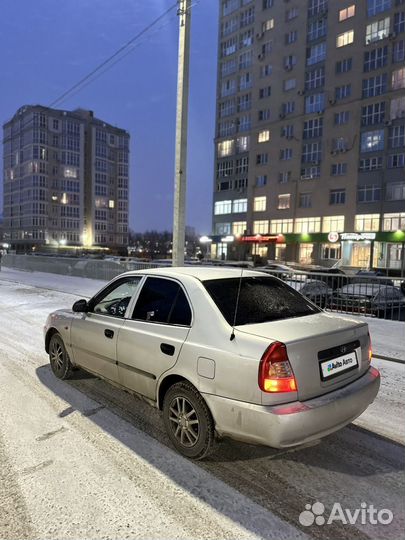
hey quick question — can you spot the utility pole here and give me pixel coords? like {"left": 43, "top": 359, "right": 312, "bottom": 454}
{"left": 172, "top": 0, "right": 191, "bottom": 267}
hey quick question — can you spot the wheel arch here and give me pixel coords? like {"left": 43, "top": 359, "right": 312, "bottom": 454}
{"left": 45, "top": 327, "right": 59, "bottom": 353}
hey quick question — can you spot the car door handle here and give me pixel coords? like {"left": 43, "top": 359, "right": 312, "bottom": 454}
{"left": 160, "top": 343, "right": 175, "bottom": 356}
{"left": 104, "top": 329, "right": 114, "bottom": 339}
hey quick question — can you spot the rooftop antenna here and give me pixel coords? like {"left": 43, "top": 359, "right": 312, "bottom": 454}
{"left": 230, "top": 267, "right": 244, "bottom": 341}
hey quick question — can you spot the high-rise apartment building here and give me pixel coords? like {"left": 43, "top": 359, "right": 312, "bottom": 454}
{"left": 3, "top": 105, "right": 130, "bottom": 252}
{"left": 211, "top": 0, "right": 405, "bottom": 270}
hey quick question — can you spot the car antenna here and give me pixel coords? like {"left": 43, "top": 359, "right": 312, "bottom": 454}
{"left": 230, "top": 268, "right": 243, "bottom": 341}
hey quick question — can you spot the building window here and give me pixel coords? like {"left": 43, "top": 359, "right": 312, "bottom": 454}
{"left": 339, "top": 5, "right": 355, "bottom": 21}
{"left": 305, "top": 93, "right": 325, "bottom": 113}
{"left": 393, "top": 40, "right": 405, "bottom": 63}
{"left": 336, "top": 30, "right": 354, "bottom": 48}
{"left": 322, "top": 215, "right": 345, "bottom": 232}
{"left": 236, "top": 135, "right": 250, "bottom": 153}
{"left": 308, "top": 19, "right": 327, "bottom": 41}
{"left": 303, "top": 118, "right": 323, "bottom": 138}
{"left": 331, "top": 163, "right": 348, "bottom": 175}
{"left": 286, "top": 7, "right": 299, "bottom": 20}
{"left": 239, "top": 51, "right": 253, "bottom": 70}
{"left": 240, "top": 29, "right": 254, "bottom": 49}
{"left": 258, "top": 108, "right": 271, "bottom": 121}
{"left": 334, "top": 111, "right": 350, "bottom": 125}
{"left": 357, "top": 184, "right": 382, "bottom": 202}
{"left": 280, "top": 148, "right": 293, "bottom": 160}
{"left": 394, "top": 11, "right": 405, "bottom": 33}
{"left": 390, "top": 96, "right": 405, "bottom": 119}
{"left": 392, "top": 68, "right": 405, "bottom": 89}
{"left": 366, "top": 17, "right": 390, "bottom": 44}
{"left": 283, "top": 78, "right": 297, "bottom": 91}
{"left": 362, "top": 74, "right": 387, "bottom": 97}
{"left": 360, "top": 130, "right": 385, "bottom": 152}
{"left": 215, "top": 222, "right": 231, "bottom": 235}
{"left": 238, "top": 114, "right": 251, "bottom": 131}
{"left": 260, "top": 63, "right": 273, "bottom": 77}
{"left": 367, "top": 0, "right": 391, "bottom": 16}
{"left": 263, "top": 0, "right": 274, "bottom": 10}
{"left": 256, "top": 153, "right": 268, "bottom": 165}
{"left": 302, "top": 142, "right": 322, "bottom": 163}
{"left": 258, "top": 130, "right": 270, "bottom": 143}
{"left": 238, "top": 93, "right": 252, "bottom": 112}
{"left": 301, "top": 166, "right": 320, "bottom": 179}
{"left": 322, "top": 244, "right": 342, "bottom": 259}
{"left": 253, "top": 196, "right": 267, "bottom": 212}
{"left": 307, "top": 42, "right": 326, "bottom": 65}
{"left": 281, "top": 124, "right": 294, "bottom": 138}
{"left": 278, "top": 171, "right": 291, "bottom": 183}
{"left": 359, "top": 156, "right": 383, "bottom": 170}
{"left": 278, "top": 194, "right": 291, "bottom": 209}
{"left": 259, "top": 85, "right": 272, "bottom": 98}
{"left": 363, "top": 46, "right": 388, "bottom": 71}
{"left": 239, "top": 72, "right": 252, "bottom": 90}
{"left": 285, "top": 30, "right": 298, "bottom": 44}
{"left": 332, "top": 137, "right": 348, "bottom": 151}
{"left": 335, "top": 84, "right": 352, "bottom": 100}
{"left": 253, "top": 220, "right": 269, "bottom": 234}
{"left": 233, "top": 198, "right": 248, "bottom": 213}
{"left": 281, "top": 101, "right": 295, "bottom": 115}
{"left": 294, "top": 217, "right": 321, "bottom": 233}
{"left": 217, "top": 139, "right": 234, "bottom": 157}
{"left": 305, "top": 67, "right": 325, "bottom": 89}
{"left": 354, "top": 214, "right": 380, "bottom": 232}
{"left": 361, "top": 102, "right": 385, "bottom": 125}
{"left": 256, "top": 174, "right": 267, "bottom": 186}
{"left": 232, "top": 221, "right": 247, "bottom": 236}
{"left": 262, "top": 18, "right": 274, "bottom": 31}
{"left": 214, "top": 200, "right": 232, "bottom": 215}
{"left": 269, "top": 219, "right": 293, "bottom": 234}
{"left": 284, "top": 54, "right": 297, "bottom": 69}
{"left": 240, "top": 7, "right": 255, "bottom": 27}
{"left": 234, "top": 178, "right": 248, "bottom": 190}
{"left": 329, "top": 189, "right": 346, "bottom": 205}
{"left": 299, "top": 192, "right": 312, "bottom": 208}
{"left": 308, "top": 0, "right": 328, "bottom": 17}
{"left": 388, "top": 153, "right": 405, "bottom": 167}
{"left": 219, "top": 99, "right": 235, "bottom": 118}
{"left": 383, "top": 212, "right": 405, "bottom": 231}
{"left": 386, "top": 182, "right": 405, "bottom": 200}
{"left": 336, "top": 58, "right": 353, "bottom": 74}
{"left": 235, "top": 156, "right": 249, "bottom": 174}
{"left": 389, "top": 125, "right": 405, "bottom": 148}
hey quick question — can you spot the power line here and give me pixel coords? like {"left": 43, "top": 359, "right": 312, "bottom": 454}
{"left": 49, "top": 2, "right": 178, "bottom": 108}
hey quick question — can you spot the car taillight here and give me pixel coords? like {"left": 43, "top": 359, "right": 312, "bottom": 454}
{"left": 258, "top": 341, "right": 297, "bottom": 393}
{"left": 368, "top": 332, "right": 372, "bottom": 362}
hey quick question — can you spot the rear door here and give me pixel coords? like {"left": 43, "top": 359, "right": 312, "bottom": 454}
{"left": 117, "top": 277, "right": 192, "bottom": 400}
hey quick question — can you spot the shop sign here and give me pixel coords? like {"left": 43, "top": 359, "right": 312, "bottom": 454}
{"left": 239, "top": 235, "right": 278, "bottom": 244}
{"left": 327, "top": 232, "right": 340, "bottom": 243}
{"left": 220, "top": 235, "right": 234, "bottom": 243}
{"left": 340, "top": 232, "right": 376, "bottom": 241}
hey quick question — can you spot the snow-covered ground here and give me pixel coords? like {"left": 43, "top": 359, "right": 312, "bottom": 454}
{"left": 0, "top": 268, "right": 404, "bottom": 540}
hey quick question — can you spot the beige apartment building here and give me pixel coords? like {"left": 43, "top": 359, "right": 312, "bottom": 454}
{"left": 3, "top": 105, "right": 129, "bottom": 252}
{"left": 211, "top": 0, "right": 405, "bottom": 270}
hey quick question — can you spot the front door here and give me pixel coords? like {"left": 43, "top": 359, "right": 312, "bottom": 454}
{"left": 117, "top": 277, "right": 192, "bottom": 400}
{"left": 70, "top": 276, "right": 142, "bottom": 382}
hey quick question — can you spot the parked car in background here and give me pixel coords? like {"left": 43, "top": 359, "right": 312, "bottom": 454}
{"left": 45, "top": 267, "right": 379, "bottom": 459}
{"left": 352, "top": 270, "right": 394, "bottom": 286}
{"left": 69, "top": 259, "right": 123, "bottom": 280}
{"left": 331, "top": 283, "right": 405, "bottom": 320}
{"left": 285, "top": 279, "right": 333, "bottom": 308}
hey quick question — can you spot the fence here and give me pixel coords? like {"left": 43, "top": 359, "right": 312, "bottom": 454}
{"left": 2, "top": 255, "right": 405, "bottom": 321}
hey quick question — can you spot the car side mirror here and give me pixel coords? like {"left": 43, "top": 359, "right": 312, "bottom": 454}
{"left": 72, "top": 299, "right": 89, "bottom": 313}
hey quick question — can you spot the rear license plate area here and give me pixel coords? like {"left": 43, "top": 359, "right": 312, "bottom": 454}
{"left": 318, "top": 340, "right": 360, "bottom": 382}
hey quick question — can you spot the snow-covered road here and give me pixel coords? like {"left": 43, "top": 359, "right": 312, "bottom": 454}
{"left": 0, "top": 271, "right": 404, "bottom": 540}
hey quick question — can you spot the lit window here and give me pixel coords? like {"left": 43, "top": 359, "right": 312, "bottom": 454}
{"left": 278, "top": 194, "right": 290, "bottom": 209}
{"left": 336, "top": 30, "right": 354, "bottom": 48}
{"left": 254, "top": 196, "right": 267, "bottom": 212}
{"left": 61, "top": 193, "right": 68, "bottom": 205}
{"left": 354, "top": 214, "right": 380, "bottom": 232}
{"left": 322, "top": 216, "right": 345, "bottom": 233}
{"left": 217, "top": 139, "right": 234, "bottom": 157}
{"left": 294, "top": 217, "right": 321, "bottom": 233}
{"left": 269, "top": 219, "right": 293, "bottom": 234}
{"left": 108, "top": 200, "right": 115, "bottom": 209}
{"left": 253, "top": 220, "right": 269, "bottom": 234}
{"left": 214, "top": 200, "right": 232, "bottom": 215}
{"left": 258, "top": 130, "right": 270, "bottom": 143}
{"left": 262, "top": 18, "right": 274, "bottom": 32}
{"left": 233, "top": 198, "right": 247, "bottom": 213}
{"left": 339, "top": 5, "right": 355, "bottom": 21}
{"left": 361, "top": 130, "right": 385, "bottom": 152}
{"left": 390, "top": 96, "right": 405, "bottom": 119}
{"left": 64, "top": 167, "right": 77, "bottom": 178}
{"left": 383, "top": 213, "right": 405, "bottom": 231}
{"left": 392, "top": 68, "right": 405, "bottom": 90}
{"left": 232, "top": 221, "right": 247, "bottom": 236}
{"left": 365, "top": 17, "right": 390, "bottom": 44}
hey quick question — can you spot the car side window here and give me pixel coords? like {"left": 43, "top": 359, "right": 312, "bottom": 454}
{"left": 132, "top": 277, "right": 192, "bottom": 326}
{"left": 91, "top": 277, "right": 142, "bottom": 318}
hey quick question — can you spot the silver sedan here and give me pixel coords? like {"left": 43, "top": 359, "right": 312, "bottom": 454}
{"left": 44, "top": 267, "right": 380, "bottom": 459}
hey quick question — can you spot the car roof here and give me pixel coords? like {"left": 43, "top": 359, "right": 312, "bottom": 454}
{"left": 122, "top": 266, "right": 266, "bottom": 282}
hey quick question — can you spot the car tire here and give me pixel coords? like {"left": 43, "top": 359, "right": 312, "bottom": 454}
{"left": 49, "top": 333, "right": 73, "bottom": 380}
{"left": 163, "top": 381, "right": 215, "bottom": 460}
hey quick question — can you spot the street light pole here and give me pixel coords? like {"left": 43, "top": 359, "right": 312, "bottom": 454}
{"left": 172, "top": 0, "right": 191, "bottom": 267}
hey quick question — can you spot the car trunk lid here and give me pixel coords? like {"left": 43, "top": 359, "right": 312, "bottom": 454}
{"left": 236, "top": 313, "right": 370, "bottom": 402}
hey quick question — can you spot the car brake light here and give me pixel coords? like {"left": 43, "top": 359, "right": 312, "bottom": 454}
{"left": 368, "top": 332, "right": 372, "bottom": 362}
{"left": 258, "top": 341, "right": 297, "bottom": 393}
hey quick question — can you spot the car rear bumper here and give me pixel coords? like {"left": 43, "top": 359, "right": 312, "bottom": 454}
{"left": 203, "top": 366, "right": 380, "bottom": 448}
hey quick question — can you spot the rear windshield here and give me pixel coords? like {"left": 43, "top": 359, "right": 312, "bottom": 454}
{"left": 203, "top": 276, "right": 320, "bottom": 326}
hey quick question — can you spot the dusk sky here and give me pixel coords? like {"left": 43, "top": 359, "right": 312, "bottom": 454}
{"left": 0, "top": 0, "right": 218, "bottom": 234}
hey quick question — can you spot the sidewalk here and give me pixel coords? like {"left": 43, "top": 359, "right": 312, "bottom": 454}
{"left": 1, "top": 266, "right": 404, "bottom": 361}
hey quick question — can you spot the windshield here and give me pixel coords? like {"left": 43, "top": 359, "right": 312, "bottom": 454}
{"left": 203, "top": 276, "right": 320, "bottom": 326}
